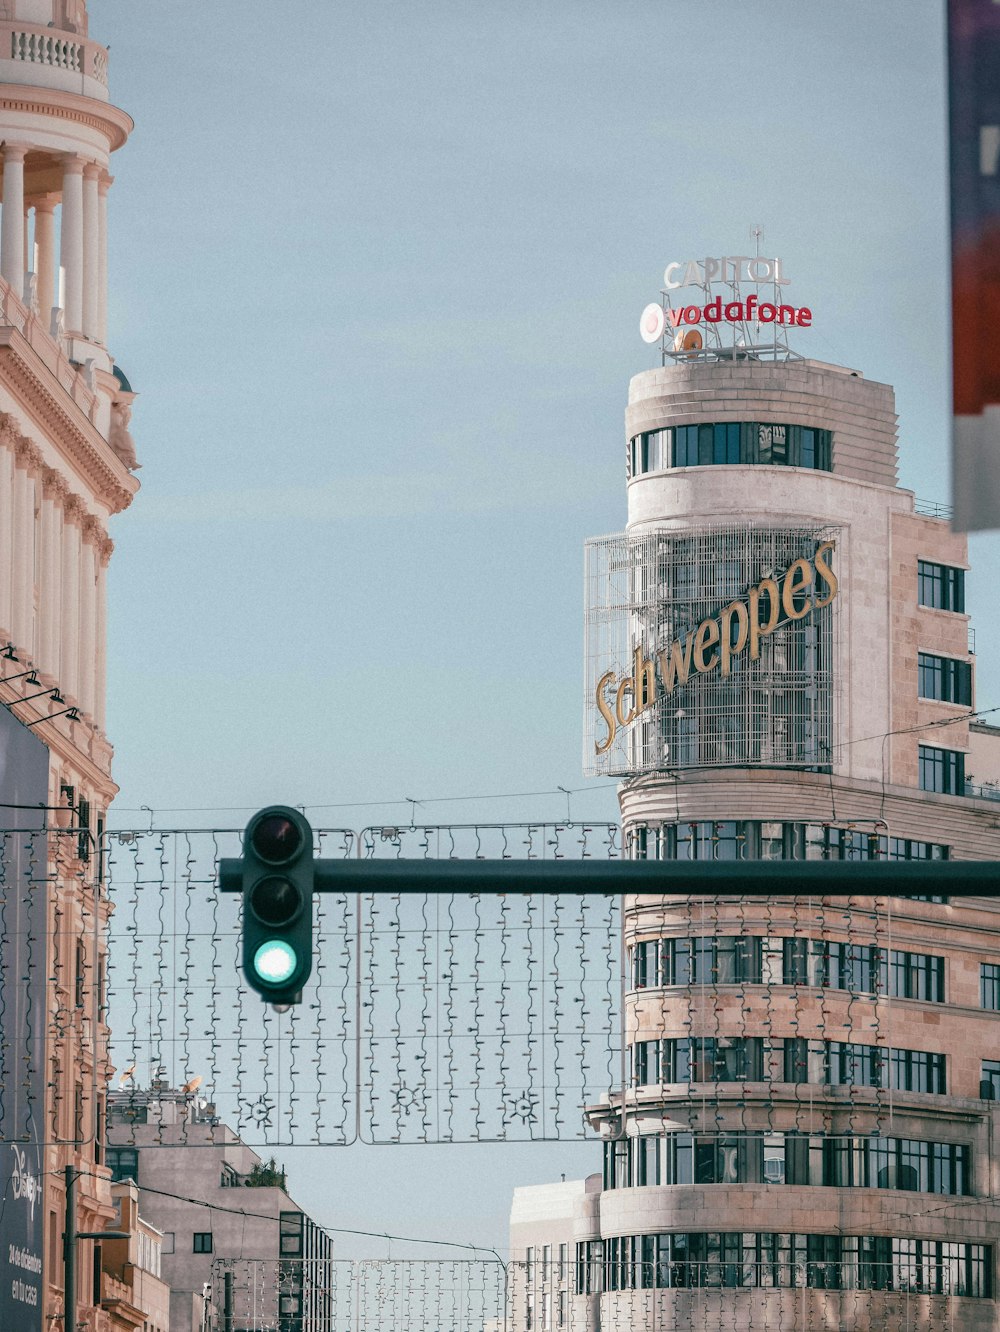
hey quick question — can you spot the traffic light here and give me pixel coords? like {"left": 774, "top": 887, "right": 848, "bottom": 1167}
{"left": 226, "top": 806, "right": 315, "bottom": 1005}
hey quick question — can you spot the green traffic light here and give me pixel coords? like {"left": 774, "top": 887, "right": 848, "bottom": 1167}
{"left": 252, "top": 939, "right": 299, "bottom": 986}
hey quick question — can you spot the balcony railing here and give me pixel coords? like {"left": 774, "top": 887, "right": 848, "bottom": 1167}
{"left": 965, "top": 780, "right": 1000, "bottom": 802}
{"left": 0, "top": 271, "right": 97, "bottom": 421}
{"left": 1, "top": 22, "right": 108, "bottom": 87}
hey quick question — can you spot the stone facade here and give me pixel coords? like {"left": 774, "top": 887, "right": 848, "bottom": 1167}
{"left": 0, "top": 2, "right": 140, "bottom": 1328}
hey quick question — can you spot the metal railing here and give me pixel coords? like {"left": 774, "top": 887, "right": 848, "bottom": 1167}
{"left": 914, "top": 497, "right": 952, "bottom": 520}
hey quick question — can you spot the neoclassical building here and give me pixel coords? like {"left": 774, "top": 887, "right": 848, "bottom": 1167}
{"left": 562, "top": 278, "right": 1000, "bottom": 1328}
{"left": 0, "top": 1, "right": 139, "bottom": 1327}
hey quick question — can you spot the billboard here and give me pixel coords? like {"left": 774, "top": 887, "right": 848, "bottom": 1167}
{"left": 0, "top": 706, "right": 49, "bottom": 1330}
{"left": 949, "top": 0, "right": 1000, "bottom": 531}
{"left": 584, "top": 525, "right": 840, "bottom": 778}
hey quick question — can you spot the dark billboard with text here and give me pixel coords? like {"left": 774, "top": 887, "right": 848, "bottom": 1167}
{"left": 0, "top": 706, "right": 48, "bottom": 1330}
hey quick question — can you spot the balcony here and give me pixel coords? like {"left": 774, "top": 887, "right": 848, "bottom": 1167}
{"left": 0, "top": 21, "right": 109, "bottom": 100}
{"left": 964, "top": 779, "right": 1000, "bottom": 803}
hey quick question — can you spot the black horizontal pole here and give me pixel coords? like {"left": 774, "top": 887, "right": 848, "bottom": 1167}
{"left": 300, "top": 858, "right": 999, "bottom": 897}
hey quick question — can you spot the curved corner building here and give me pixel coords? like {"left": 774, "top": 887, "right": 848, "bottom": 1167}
{"left": 581, "top": 325, "right": 1000, "bottom": 1327}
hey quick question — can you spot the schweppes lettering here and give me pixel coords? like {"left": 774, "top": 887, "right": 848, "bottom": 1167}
{"left": 594, "top": 540, "right": 838, "bottom": 755}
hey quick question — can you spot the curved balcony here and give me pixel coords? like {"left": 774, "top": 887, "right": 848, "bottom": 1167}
{"left": 0, "top": 21, "right": 108, "bottom": 101}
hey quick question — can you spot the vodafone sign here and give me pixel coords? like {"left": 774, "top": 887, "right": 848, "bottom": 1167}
{"left": 640, "top": 253, "right": 813, "bottom": 345}
{"left": 640, "top": 294, "right": 812, "bottom": 344}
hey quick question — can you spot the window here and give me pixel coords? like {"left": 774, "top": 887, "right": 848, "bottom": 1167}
{"left": 192, "top": 1233, "right": 213, "bottom": 1254}
{"left": 782, "top": 940, "right": 944, "bottom": 1001}
{"left": 889, "top": 950, "right": 945, "bottom": 1002}
{"left": 105, "top": 1147, "right": 139, "bottom": 1184}
{"left": 917, "top": 560, "right": 965, "bottom": 612}
{"left": 918, "top": 653, "right": 972, "bottom": 705}
{"left": 628, "top": 422, "right": 832, "bottom": 476}
{"left": 982, "top": 1059, "right": 1000, "bottom": 1100}
{"left": 918, "top": 745, "right": 965, "bottom": 794}
{"left": 889, "top": 1048, "right": 946, "bottom": 1094}
{"left": 77, "top": 797, "right": 91, "bottom": 862}
{"left": 280, "top": 1211, "right": 303, "bottom": 1257}
{"left": 981, "top": 963, "right": 1000, "bottom": 1010}
{"left": 605, "top": 1131, "right": 968, "bottom": 1196}
{"left": 575, "top": 1241, "right": 603, "bottom": 1295}
{"left": 630, "top": 820, "right": 949, "bottom": 871}
{"left": 580, "top": 1232, "right": 990, "bottom": 1296}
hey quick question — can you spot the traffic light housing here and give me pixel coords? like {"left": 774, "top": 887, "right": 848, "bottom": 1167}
{"left": 223, "top": 806, "right": 315, "bottom": 1005}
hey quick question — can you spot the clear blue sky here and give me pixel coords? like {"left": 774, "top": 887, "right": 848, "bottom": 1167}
{"left": 90, "top": 0, "right": 998, "bottom": 1258}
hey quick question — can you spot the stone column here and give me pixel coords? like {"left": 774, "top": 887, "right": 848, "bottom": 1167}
{"left": 39, "top": 472, "right": 64, "bottom": 680}
{"left": 97, "top": 173, "right": 110, "bottom": 346}
{"left": 34, "top": 198, "right": 56, "bottom": 321}
{"left": 0, "top": 433, "right": 13, "bottom": 638}
{"left": 94, "top": 539, "right": 110, "bottom": 729}
{"left": 61, "top": 498, "right": 82, "bottom": 700}
{"left": 78, "top": 524, "right": 97, "bottom": 718}
{"left": 82, "top": 163, "right": 100, "bottom": 340}
{"left": 1, "top": 144, "right": 26, "bottom": 296}
{"left": 10, "top": 442, "right": 34, "bottom": 655}
{"left": 60, "top": 155, "right": 84, "bottom": 335}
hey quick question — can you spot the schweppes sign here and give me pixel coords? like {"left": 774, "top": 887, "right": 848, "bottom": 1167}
{"left": 594, "top": 540, "right": 838, "bottom": 755}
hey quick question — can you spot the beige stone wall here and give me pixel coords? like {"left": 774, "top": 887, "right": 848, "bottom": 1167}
{"left": 969, "top": 723, "right": 1000, "bottom": 790}
{"left": 888, "top": 510, "right": 972, "bottom": 788}
{"left": 597, "top": 1286, "right": 997, "bottom": 1331}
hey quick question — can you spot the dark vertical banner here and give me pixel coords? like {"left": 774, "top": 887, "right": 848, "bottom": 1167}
{"left": 950, "top": 0, "right": 1000, "bottom": 530}
{"left": 0, "top": 708, "right": 49, "bottom": 1330}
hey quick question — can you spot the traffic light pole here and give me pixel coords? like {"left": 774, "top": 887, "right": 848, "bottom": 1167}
{"left": 220, "top": 807, "right": 998, "bottom": 1005}
{"left": 227, "top": 856, "right": 999, "bottom": 897}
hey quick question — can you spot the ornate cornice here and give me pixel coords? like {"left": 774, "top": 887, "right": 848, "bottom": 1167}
{"left": 0, "top": 328, "right": 137, "bottom": 513}
{"left": 0, "top": 408, "right": 121, "bottom": 538}
{"left": 0, "top": 84, "right": 132, "bottom": 152}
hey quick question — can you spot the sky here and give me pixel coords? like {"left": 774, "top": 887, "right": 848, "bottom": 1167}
{"left": 87, "top": 0, "right": 1000, "bottom": 1260}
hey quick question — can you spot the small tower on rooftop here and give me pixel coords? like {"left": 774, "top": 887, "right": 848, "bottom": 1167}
{"left": 0, "top": 0, "right": 132, "bottom": 433}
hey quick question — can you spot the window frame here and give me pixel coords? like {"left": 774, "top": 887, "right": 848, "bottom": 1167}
{"left": 917, "top": 652, "right": 972, "bottom": 705}
{"left": 918, "top": 745, "right": 966, "bottom": 795}
{"left": 917, "top": 560, "right": 965, "bottom": 613}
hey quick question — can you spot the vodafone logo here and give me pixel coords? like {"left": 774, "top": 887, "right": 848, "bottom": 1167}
{"left": 668, "top": 294, "right": 812, "bottom": 329}
{"left": 639, "top": 303, "right": 666, "bottom": 344}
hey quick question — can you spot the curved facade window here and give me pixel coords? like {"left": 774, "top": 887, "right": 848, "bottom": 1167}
{"left": 575, "top": 1234, "right": 990, "bottom": 1297}
{"left": 629, "top": 1036, "right": 946, "bottom": 1094}
{"left": 602, "top": 1131, "right": 969, "bottom": 1196}
{"left": 628, "top": 422, "right": 832, "bottom": 478}
{"left": 627, "top": 819, "right": 949, "bottom": 867}
{"left": 629, "top": 934, "right": 945, "bottom": 1001}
